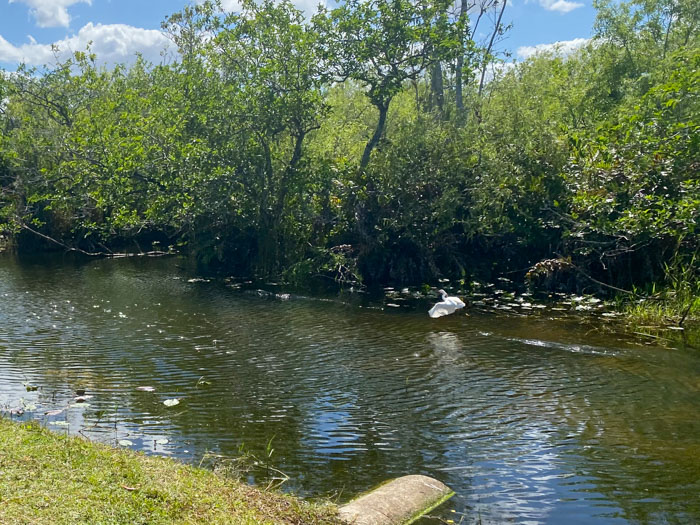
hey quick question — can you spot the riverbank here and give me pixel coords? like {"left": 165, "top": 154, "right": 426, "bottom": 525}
{"left": 0, "top": 417, "right": 340, "bottom": 525}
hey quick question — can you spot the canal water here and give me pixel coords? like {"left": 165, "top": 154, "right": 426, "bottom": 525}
{"left": 1, "top": 254, "right": 698, "bottom": 524}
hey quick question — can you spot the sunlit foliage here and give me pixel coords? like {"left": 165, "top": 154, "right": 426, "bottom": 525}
{"left": 0, "top": 0, "right": 697, "bottom": 302}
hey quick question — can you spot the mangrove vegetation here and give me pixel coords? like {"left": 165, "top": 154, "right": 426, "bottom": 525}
{"left": 0, "top": 0, "right": 698, "bottom": 322}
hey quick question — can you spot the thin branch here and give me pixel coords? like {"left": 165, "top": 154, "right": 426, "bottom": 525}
{"left": 567, "top": 260, "right": 635, "bottom": 295}
{"left": 21, "top": 223, "right": 102, "bottom": 256}
{"left": 478, "top": 0, "right": 506, "bottom": 97}
{"left": 20, "top": 223, "right": 172, "bottom": 258}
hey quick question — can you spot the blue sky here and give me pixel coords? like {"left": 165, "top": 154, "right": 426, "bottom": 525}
{"left": 0, "top": 0, "right": 598, "bottom": 69}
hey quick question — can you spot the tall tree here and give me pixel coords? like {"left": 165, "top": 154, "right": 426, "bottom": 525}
{"left": 452, "top": 0, "right": 509, "bottom": 120}
{"left": 209, "top": 0, "right": 327, "bottom": 273}
{"left": 477, "top": 0, "right": 507, "bottom": 97}
{"left": 314, "top": 0, "right": 464, "bottom": 175}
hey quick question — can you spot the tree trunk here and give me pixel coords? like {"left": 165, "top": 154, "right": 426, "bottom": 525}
{"left": 431, "top": 62, "right": 444, "bottom": 116}
{"left": 478, "top": 0, "right": 507, "bottom": 97}
{"left": 257, "top": 138, "right": 276, "bottom": 276}
{"left": 455, "top": 0, "right": 469, "bottom": 119}
{"left": 273, "top": 131, "right": 306, "bottom": 220}
{"left": 355, "top": 100, "right": 390, "bottom": 246}
{"left": 456, "top": 54, "right": 464, "bottom": 117}
{"left": 359, "top": 101, "right": 389, "bottom": 175}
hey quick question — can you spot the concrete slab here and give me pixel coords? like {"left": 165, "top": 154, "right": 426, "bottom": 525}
{"left": 338, "top": 474, "right": 454, "bottom": 525}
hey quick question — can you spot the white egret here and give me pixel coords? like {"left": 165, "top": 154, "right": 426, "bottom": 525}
{"left": 428, "top": 289, "right": 466, "bottom": 318}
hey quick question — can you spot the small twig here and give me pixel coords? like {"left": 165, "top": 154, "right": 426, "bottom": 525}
{"left": 678, "top": 302, "right": 693, "bottom": 328}
{"left": 502, "top": 265, "right": 535, "bottom": 275}
{"left": 632, "top": 331, "right": 665, "bottom": 340}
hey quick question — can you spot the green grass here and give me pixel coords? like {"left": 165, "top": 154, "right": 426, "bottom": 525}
{"left": 622, "top": 286, "right": 700, "bottom": 330}
{"left": 0, "top": 417, "right": 341, "bottom": 525}
{"left": 624, "top": 299, "right": 698, "bottom": 328}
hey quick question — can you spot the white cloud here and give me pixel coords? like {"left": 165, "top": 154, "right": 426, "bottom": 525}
{"left": 9, "top": 0, "right": 92, "bottom": 28}
{"left": 0, "top": 34, "right": 51, "bottom": 64}
{"left": 538, "top": 0, "right": 584, "bottom": 13}
{"left": 0, "top": 23, "right": 171, "bottom": 67}
{"left": 517, "top": 37, "right": 589, "bottom": 59}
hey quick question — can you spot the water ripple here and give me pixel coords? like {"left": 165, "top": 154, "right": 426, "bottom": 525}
{"left": 1, "top": 256, "right": 699, "bottom": 524}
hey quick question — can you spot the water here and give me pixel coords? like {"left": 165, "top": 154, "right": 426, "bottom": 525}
{"left": 1, "top": 254, "right": 699, "bottom": 524}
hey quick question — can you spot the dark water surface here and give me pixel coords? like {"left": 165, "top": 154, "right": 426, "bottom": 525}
{"left": 1, "top": 255, "right": 699, "bottom": 524}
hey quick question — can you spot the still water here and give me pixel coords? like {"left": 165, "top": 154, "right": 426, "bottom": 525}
{"left": 1, "top": 254, "right": 699, "bottom": 524}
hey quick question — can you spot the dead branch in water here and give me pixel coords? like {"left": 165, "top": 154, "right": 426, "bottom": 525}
{"left": 20, "top": 223, "right": 173, "bottom": 258}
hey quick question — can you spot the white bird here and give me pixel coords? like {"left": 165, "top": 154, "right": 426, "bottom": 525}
{"left": 428, "top": 289, "right": 466, "bottom": 318}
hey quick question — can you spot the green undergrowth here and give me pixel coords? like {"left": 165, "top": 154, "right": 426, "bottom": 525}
{"left": 621, "top": 268, "right": 700, "bottom": 332}
{"left": 623, "top": 296, "right": 699, "bottom": 329}
{"left": 0, "top": 417, "right": 340, "bottom": 525}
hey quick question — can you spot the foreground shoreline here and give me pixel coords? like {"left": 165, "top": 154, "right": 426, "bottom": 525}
{"left": 0, "top": 417, "right": 341, "bottom": 525}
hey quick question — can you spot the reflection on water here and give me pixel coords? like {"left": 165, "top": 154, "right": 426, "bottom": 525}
{"left": 1, "top": 254, "right": 699, "bottom": 524}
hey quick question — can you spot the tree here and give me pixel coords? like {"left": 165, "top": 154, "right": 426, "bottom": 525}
{"left": 452, "top": 0, "right": 509, "bottom": 120}
{"left": 312, "top": 0, "right": 465, "bottom": 271}
{"left": 203, "top": 0, "right": 327, "bottom": 273}
{"left": 593, "top": 0, "right": 700, "bottom": 98}
{"left": 314, "top": 0, "right": 464, "bottom": 174}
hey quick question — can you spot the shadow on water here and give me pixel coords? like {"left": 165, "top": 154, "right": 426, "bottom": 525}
{"left": 1, "top": 254, "right": 699, "bottom": 524}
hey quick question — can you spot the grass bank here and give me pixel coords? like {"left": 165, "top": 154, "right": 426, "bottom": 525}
{"left": 0, "top": 417, "right": 341, "bottom": 525}
{"left": 619, "top": 276, "right": 700, "bottom": 338}
{"left": 623, "top": 293, "right": 699, "bottom": 328}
